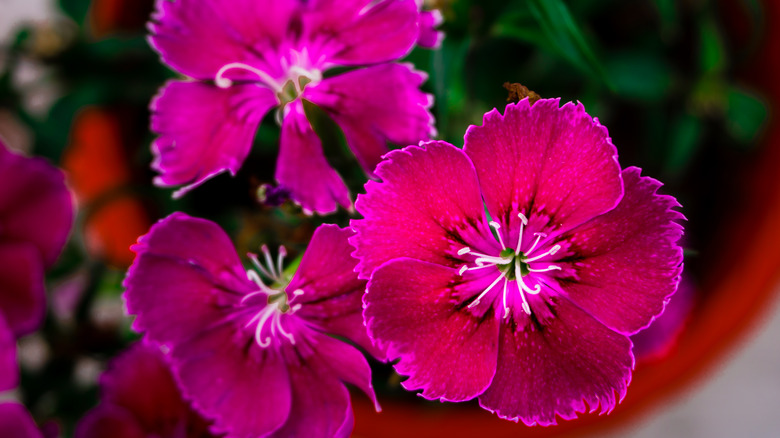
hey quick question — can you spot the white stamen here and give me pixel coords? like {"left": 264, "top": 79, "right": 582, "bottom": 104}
{"left": 516, "top": 213, "right": 528, "bottom": 253}
{"left": 515, "top": 258, "right": 541, "bottom": 295}
{"left": 467, "top": 271, "right": 506, "bottom": 309}
{"left": 514, "top": 260, "right": 533, "bottom": 315}
{"left": 248, "top": 252, "right": 275, "bottom": 281}
{"left": 276, "top": 246, "right": 287, "bottom": 280}
{"left": 489, "top": 221, "right": 506, "bottom": 250}
{"left": 243, "top": 273, "right": 276, "bottom": 297}
{"left": 459, "top": 265, "right": 468, "bottom": 276}
{"left": 458, "top": 263, "right": 494, "bottom": 277}
{"left": 528, "top": 265, "right": 562, "bottom": 273}
{"left": 247, "top": 304, "right": 276, "bottom": 348}
{"left": 524, "top": 244, "right": 561, "bottom": 263}
{"left": 292, "top": 289, "right": 304, "bottom": 296}
{"left": 526, "top": 233, "right": 547, "bottom": 256}
{"left": 215, "top": 62, "right": 283, "bottom": 92}
{"left": 261, "top": 245, "right": 278, "bottom": 280}
{"left": 457, "top": 246, "right": 471, "bottom": 255}
{"left": 502, "top": 278, "right": 510, "bottom": 319}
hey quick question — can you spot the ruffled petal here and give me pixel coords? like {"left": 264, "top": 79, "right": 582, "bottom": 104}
{"left": 0, "top": 403, "right": 43, "bottom": 438}
{"left": 479, "top": 297, "right": 633, "bottom": 426}
{"left": 124, "top": 213, "right": 292, "bottom": 438}
{"left": 148, "top": 0, "right": 297, "bottom": 80}
{"left": 271, "top": 329, "right": 375, "bottom": 438}
{"left": 364, "top": 258, "right": 499, "bottom": 401}
{"left": 150, "top": 81, "right": 277, "bottom": 197}
{"left": 99, "top": 343, "right": 190, "bottom": 431}
{"left": 287, "top": 225, "right": 377, "bottom": 356}
{"left": 417, "top": 9, "right": 444, "bottom": 48}
{"left": 305, "top": 63, "right": 434, "bottom": 175}
{"left": 0, "top": 316, "right": 18, "bottom": 391}
{"left": 75, "top": 405, "right": 147, "bottom": 438}
{"left": 351, "top": 141, "right": 493, "bottom": 279}
{"left": 0, "top": 242, "right": 45, "bottom": 336}
{"left": 464, "top": 99, "right": 623, "bottom": 241}
{"left": 303, "top": 0, "right": 419, "bottom": 65}
{"left": 556, "top": 167, "right": 685, "bottom": 334}
{"left": 276, "top": 99, "right": 351, "bottom": 214}
{"left": 0, "top": 145, "right": 73, "bottom": 267}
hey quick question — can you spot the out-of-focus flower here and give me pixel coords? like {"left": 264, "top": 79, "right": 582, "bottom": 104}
{"left": 0, "top": 140, "right": 73, "bottom": 390}
{"left": 416, "top": 0, "right": 444, "bottom": 48}
{"left": 149, "top": 0, "right": 435, "bottom": 214}
{"left": 632, "top": 278, "right": 695, "bottom": 362}
{"left": 0, "top": 403, "right": 44, "bottom": 438}
{"left": 124, "top": 213, "right": 378, "bottom": 437}
{"left": 351, "top": 99, "right": 684, "bottom": 425}
{"left": 76, "top": 342, "right": 216, "bottom": 438}
{"left": 62, "top": 108, "right": 152, "bottom": 268}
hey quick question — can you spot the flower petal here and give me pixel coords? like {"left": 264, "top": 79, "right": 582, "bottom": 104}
{"left": 305, "top": 63, "right": 434, "bottom": 176}
{"left": 417, "top": 9, "right": 444, "bottom": 48}
{"left": 351, "top": 141, "right": 493, "bottom": 279}
{"left": 272, "top": 329, "right": 376, "bottom": 438}
{"left": 287, "top": 225, "right": 377, "bottom": 356}
{"left": 124, "top": 213, "right": 292, "bottom": 438}
{"left": 478, "top": 297, "right": 633, "bottom": 426}
{"left": 556, "top": 167, "right": 685, "bottom": 334}
{"left": 75, "top": 405, "right": 147, "bottom": 438}
{"left": 0, "top": 145, "right": 73, "bottom": 267}
{"left": 303, "top": 0, "right": 419, "bottom": 65}
{"left": 364, "top": 258, "right": 499, "bottom": 401}
{"left": 150, "top": 81, "right": 276, "bottom": 197}
{"left": 148, "top": 0, "right": 297, "bottom": 80}
{"left": 464, "top": 99, "right": 623, "bottom": 240}
{"left": 0, "top": 403, "right": 43, "bottom": 438}
{"left": 0, "top": 316, "right": 18, "bottom": 391}
{"left": 0, "top": 243, "right": 45, "bottom": 336}
{"left": 276, "top": 100, "right": 352, "bottom": 214}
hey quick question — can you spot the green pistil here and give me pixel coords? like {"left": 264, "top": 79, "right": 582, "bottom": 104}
{"left": 497, "top": 248, "right": 530, "bottom": 280}
{"left": 277, "top": 79, "right": 299, "bottom": 107}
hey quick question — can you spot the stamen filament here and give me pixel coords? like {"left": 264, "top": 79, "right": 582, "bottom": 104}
{"left": 261, "top": 245, "right": 279, "bottom": 280}
{"left": 515, "top": 258, "right": 541, "bottom": 295}
{"left": 489, "top": 221, "right": 506, "bottom": 250}
{"left": 524, "top": 244, "right": 561, "bottom": 263}
{"left": 525, "top": 232, "right": 547, "bottom": 256}
{"left": 215, "top": 62, "right": 283, "bottom": 92}
{"left": 527, "top": 265, "right": 561, "bottom": 273}
{"left": 514, "top": 260, "right": 532, "bottom": 315}
{"left": 516, "top": 213, "right": 528, "bottom": 253}
{"left": 468, "top": 271, "right": 506, "bottom": 308}
{"left": 276, "top": 246, "right": 287, "bottom": 280}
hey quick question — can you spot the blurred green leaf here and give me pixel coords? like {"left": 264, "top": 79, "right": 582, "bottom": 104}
{"left": 665, "top": 113, "right": 702, "bottom": 176}
{"left": 527, "top": 0, "right": 612, "bottom": 88}
{"left": 699, "top": 18, "right": 727, "bottom": 74}
{"left": 653, "top": 0, "right": 678, "bottom": 35}
{"left": 606, "top": 52, "right": 673, "bottom": 102}
{"left": 726, "top": 87, "right": 767, "bottom": 144}
{"left": 59, "top": 0, "right": 92, "bottom": 25}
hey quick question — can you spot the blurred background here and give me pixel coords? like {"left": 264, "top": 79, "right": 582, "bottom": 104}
{"left": 1, "top": 0, "right": 779, "bottom": 436}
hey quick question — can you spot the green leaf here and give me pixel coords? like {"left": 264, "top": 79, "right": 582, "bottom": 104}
{"left": 526, "top": 0, "right": 612, "bottom": 88}
{"left": 606, "top": 52, "right": 673, "bottom": 102}
{"left": 726, "top": 87, "right": 767, "bottom": 145}
{"left": 665, "top": 113, "right": 702, "bottom": 176}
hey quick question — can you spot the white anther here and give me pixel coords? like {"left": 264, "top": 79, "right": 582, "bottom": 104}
{"left": 458, "top": 265, "right": 468, "bottom": 276}
{"left": 524, "top": 244, "right": 561, "bottom": 263}
{"left": 518, "top": 212, "right": 528, "bottom": 226}
{"left": 526, "top": 232, "right": 547, "bottom": 256}
{"left": 457, "top": 247, "right": 471, "bottom": 255}
{"left": 528, "top": 265, "right": 562, "bottom": 273}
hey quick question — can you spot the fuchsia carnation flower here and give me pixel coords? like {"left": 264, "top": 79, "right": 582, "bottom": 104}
{"left": 149, "top": 0, "right": 435, "bottom": 214}
{"left": 0, "top": 403, "right": 44, "bottom": 438}
{"left": 124, "top": 213, "right": 379, "bottom": 438}
{"left": 0, "top": 141, "right": 73, "bottom": 391}
{"left": 76, "top": 342, "right": 217, "bottom": 438}
{"left": 351, "top": 99, "right": 684, "bottom": 426}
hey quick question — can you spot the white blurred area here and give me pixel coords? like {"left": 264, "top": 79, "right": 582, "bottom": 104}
{"left": 0, "top": 0, "right": 61, "bottom": 43}
{"left": 599, "top": 282, "right": 780, "bottom": 438}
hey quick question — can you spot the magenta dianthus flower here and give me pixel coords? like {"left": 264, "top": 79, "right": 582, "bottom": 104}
{"left": 124, "top": 213, "right": 379, "bottom": 438}
{"left": 0, "top": 403, "right": 44, "bottom": 438}
{"left": 76, "top": 342, "right": 217, "bottom": 438}
{"left": 149, "top": 0, "right": 435, "bottom": 214}
{"left": 351, "top": 99, "right": 684, "bottom": 425}
{"left": 0, "top": 141, "right": 73, "bottom": 391}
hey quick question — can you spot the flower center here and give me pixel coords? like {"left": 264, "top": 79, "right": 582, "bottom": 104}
{"left": 214, "top": 50, "right": 323, "bottom": 108}
{"left": 457, "top": 213, "right": 561, "bottom": 318}
{"left": 241, "top": 245, "right": 304, "bottom": 348}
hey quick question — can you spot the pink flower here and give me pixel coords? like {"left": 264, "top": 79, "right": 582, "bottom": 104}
{"left": 0, "top": 403, "right": 44, "bottom": 438}
{"left": 0, "top": 141, "right": 73, "bottom": 390}
{"left": 350, "top": 99, "right": 684, "bottom": 425}
{"left": 149, "top": 0, "right": 435, "bottom": 214}
{"left": 76, "top": 342, "right": 217, "bottom": 438}
{"left": 124, "top": 213, "right": 378, "bottom": 437}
